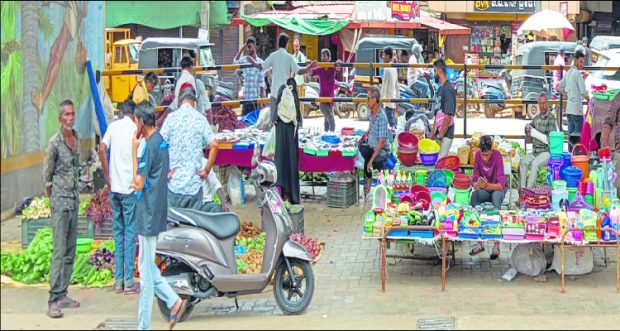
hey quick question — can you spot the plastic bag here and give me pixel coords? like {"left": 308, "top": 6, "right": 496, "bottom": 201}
{"left": 262, "top": 127, "right": 276, "bottom": 158}
{"left": 226, "top": 167, "right": 243, "bottom": 207}
{"left": 354, "top": 151, "right": 365, "bottom": 169}
{"left": 256, "top": 107, "right": 272, "bottom": 131}
{"left": 548, "top": 246, "right": 594, "bottom": 275}
{"left": 511, "top": 244, "right": 547, "bottom": 277}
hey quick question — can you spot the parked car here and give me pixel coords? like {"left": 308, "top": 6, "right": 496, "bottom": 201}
{"left": 589, "top": 35, "right": 620, "bottom": 64}
{"left": 585, "top": 49, "right": 620, "bottom": 96}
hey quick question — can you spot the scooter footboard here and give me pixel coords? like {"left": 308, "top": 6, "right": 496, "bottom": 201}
{"left": 282, "top": 240, "right": 312, "bottom": 261}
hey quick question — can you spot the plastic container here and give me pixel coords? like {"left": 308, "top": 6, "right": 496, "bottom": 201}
{"left": 443, "top": 169, "right": 455, "bottom": 186}
{"left": 419, "top": 139, "right": 440, "bottom": 154}
{"left": 549, "top": 131, "right": 564, "bottom": 155}
{"left": 420, "top": 153, "right": 439, "bottom": 166}
{"left": 547, "top": 155, "right": 565, "bottom": 182}
{"left": 571, "top": 144, "right": 589, "bottom": 181}
{"left": 397, "top": 132, "right": 419, "bottom": 149}
{"left": 552, "top": 180, "right": 567, "bottom": 191}
{"left": 585, "top": 182, "right": 594, "bottom": 195}
{"left": 453, "top": 174, "right": 472, "bottom": 190}
{"left": 552, "top": 189, "right": 568, "bottom": 211}
{"left": 567, "top": 187, "right": 577, "bottom": 202}
{"left": 458, "top": 145, "right": 471, "bottom": 165}
{"left": 398, "top": 151, "right": 417, "bottom": 166}
{"left": 584, "top": 195, "right": 594, "bottom": 206}
{"left": 431, "top": 191, "right": 447, "bottom": 203}
{"left": 427, "top": 170, "right": 448, "bottom": 188}
{"left": 562, "top": 166, "right": 583, "bottom": 187}
{"left": 76, "top": 238, "right": 94, "bottom": 253}
{"left": 453, "top": 188, "right": 471, "bottom": 205}
{"left": 436, "top": 155, "right": 461, "bottom": 172}
{"left": 321, "top": 135, "right": 341, "bottom": 144}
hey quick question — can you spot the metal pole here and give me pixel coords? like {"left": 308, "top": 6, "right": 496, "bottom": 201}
{"left": 559, "top": 65, "right": 564, "bottom": 132}
{"left": 370, "top": 63, "right": 374, "bottom": 87}
{"left": 463, "top": 64, "right": 467, "bottom": 138}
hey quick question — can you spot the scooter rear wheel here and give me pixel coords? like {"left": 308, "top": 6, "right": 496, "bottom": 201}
{"left": 273, "top": 258, "right": 315, "bottom": 315}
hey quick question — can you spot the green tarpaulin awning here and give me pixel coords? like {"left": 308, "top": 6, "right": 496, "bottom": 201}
{"left": 106, "top": 1, "right": 230, "bottom": 30}
{"left": 243, "top": 16, "right": 349, "bottom": 36}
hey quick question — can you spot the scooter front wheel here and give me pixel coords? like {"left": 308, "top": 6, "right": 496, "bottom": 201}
{"left": 273, "top": 258, "right": 315, "bottom": 315}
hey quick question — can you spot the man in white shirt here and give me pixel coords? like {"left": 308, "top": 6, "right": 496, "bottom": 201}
{"left": 560, "top": 50, "right": 589, "bottom": 149}
{"left": 99, "top": 100, "right": 140, "bottom": 294}
{"left": 381, "top": 47, "right": 400, "bottom": 128}
{"left": 247, "top": 33, "right": 316, "bottom": 123}
{"left": 170, "top": 56, "right": 212, "bottom": 118}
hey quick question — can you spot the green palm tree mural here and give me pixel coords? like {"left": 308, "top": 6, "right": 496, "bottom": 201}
{"left": 1, "top": 1, "right": 23, "bottom": 158}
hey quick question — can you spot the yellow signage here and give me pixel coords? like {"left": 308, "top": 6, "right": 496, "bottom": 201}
{"left": 475, "top": 1, "right": 490, "bottom": 11}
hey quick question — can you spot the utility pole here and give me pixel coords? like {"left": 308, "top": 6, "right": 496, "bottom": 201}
{"left": 201, "top": 1, "right": 210, "bottom": 40}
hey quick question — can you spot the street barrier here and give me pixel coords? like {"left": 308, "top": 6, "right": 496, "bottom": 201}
{"left": 104, "top": 61, "right": 618, "bottom": 137}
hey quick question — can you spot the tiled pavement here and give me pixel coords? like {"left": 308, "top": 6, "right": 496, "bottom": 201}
{"left": 1, "top": 186, "right": 619, "bottom": 329}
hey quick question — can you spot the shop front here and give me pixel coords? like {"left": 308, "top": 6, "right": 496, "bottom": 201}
{"left": 430, "top": 1, "right": 580, "bottom": 76}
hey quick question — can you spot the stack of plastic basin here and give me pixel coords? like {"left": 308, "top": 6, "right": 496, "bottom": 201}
{"left": 397, "top": 132, "right": 418, "bottom": 166}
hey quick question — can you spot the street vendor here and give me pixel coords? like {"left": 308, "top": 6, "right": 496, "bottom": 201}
{"left": 470, "top": 137, "right": 506, "bottom": 260}
{"left": 471, "top": 136, "right": 507, "bottom": 210}
{"left": 360, "top": 86, "right": 390, "bottom": 197}
{"left": 519, "top": 92, "right": 558, "bottom": 190}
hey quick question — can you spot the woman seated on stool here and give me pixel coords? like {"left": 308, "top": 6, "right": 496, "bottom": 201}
{"left": 470, "top": 135, "right": 506, "bottom": 260}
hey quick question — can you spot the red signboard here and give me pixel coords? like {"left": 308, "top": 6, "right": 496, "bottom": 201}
{"left": 391, "top": 1, "right": 420, "bottom": 22}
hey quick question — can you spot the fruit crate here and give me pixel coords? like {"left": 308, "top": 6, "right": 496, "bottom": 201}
{"left": 287, "top": 205, "right": 304, "bottom": 234}
{"left": 21, "top": 216, "right": 94, "bottom": 248}
{"left": 327, "top": 180, "right": 357, "bottom": 209}
{"left": 95, "top": 218, "right": 114, "bottom": 240}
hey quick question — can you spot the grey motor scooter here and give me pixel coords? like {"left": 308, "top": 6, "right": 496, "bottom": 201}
{"left": 155, "top": 152, "right": 314, "bottom": 322}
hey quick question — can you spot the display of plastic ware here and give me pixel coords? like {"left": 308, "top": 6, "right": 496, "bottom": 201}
{"left": 547, "top": 155, "right": 564, "bottom": 182}
{"left": 454, "top": 188, "right": 471, "bottom": 205}
{"left": 397, "top": 132, "right": 419, "bottom": 149}
{"left": 414, "top": 191, "right": 431, "bottom": 210}
{"left": 562, "top": 166, "right": 583, "bottom": 187}
{"left": 561, "top": 152, "right": 572, "bottom": 174}
{"left": 410, "top": 184, "right": 429, "bottom": 196}
{"left": 552, "top": 180, "right": 567, "bottom": 191}
{"left": 571, "top": 144, "right": 589, "bottom": 181}
{"left": 427, "top": 170, "right": 448, "bottom": 188}
{"left": 399, "top": 193, "right": 416, "bottom": 205}
{"left": 420, "top": 152, "right": 439, "bottom": 166}
{"left": 549, "top": 131, "right": 564, "bottom": 155}
{"left": 419, "top": 139, "right": 440, "bottom": 154}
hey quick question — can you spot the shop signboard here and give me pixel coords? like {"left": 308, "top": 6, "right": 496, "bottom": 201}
{"left": 473, "top": 1, "right": 536, "bottom": 13}
{"left": 391, "top": 1, "right": 420, "bottom": 22}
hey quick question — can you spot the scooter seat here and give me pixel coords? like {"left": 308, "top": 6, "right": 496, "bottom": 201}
{"left": 168, "top": 208, "right": 240, "bottom": 239}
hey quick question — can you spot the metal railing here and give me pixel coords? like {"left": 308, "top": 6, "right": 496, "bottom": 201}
{"left": 103, "top": 61, "right": 619, "bottom": 138}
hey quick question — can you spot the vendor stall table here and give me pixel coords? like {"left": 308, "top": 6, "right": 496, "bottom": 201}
{"left": 206, "top": 148, "right": 359, "bottom": 204}
{"left": 365, "top": 229, "right": 620, "bottom": 293}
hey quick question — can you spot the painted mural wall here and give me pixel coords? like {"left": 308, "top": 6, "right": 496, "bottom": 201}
{"left": 1, "top": 1, "right": 104, "bottom": 160}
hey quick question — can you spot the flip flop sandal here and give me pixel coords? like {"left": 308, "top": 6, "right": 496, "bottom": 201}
{"left": 169, "top": 299, "right": 188, "bottom": 330}
{"left": 490, "top": 247, "right": 500, "bottom": 260}
{"left": 469, "top": 245, "right": 485, "bottom": 256}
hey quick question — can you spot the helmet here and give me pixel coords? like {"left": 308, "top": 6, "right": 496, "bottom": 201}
{"left": 255, "top": 161, "right": 278, "bottom": 186}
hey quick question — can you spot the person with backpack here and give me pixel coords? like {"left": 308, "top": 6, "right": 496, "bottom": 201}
{"left": 273, "top": 78, "right": 303, "bottom": 204}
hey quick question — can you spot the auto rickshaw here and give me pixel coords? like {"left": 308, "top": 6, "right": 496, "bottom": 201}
{"left": 510, "top": 41, "right": 576, "bottom": 119}
{"left": 353, "top": 35, "right": 419, "bottom": 120}
{"left": 138, "top": 38, "right": 218, "bottom": 105}
{"left": 104, "top": 28, "right": 141, "bottom": 103}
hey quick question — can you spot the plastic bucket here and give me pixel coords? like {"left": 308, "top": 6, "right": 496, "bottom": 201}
{"left": 443, "top": 169, "right": 455, "bottom": 186}
{"left": 553, "top": 180, "right": 567, "bottom": 190}
{"left": 415, "top": 173, "right": 427, "bottom": 185}
{"left": 549, "top": 131, "right": 564, "bottom": 155}
{"left": 571, "top": 144, "right": 589, "bottom": 181}
{"left": 562, "top": 166, "right": 583, "bottom": 187}
{"left": 454, "top": 188, "right": 471, "bottom": 205}
{"left": 567, "top": 187, "right": 577, "bottom": 202}
{"left": 419, "top": 139, "right": 440, "bottom": 154}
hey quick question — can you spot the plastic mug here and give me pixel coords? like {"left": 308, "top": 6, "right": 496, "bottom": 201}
{"left": 572, "top": 229, "right": 583, "bottom": 242}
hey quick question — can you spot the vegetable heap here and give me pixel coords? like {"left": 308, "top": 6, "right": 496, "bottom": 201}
{"left": 1, "top": 228, "right": 115, "bottom": 287}
{"left": 86, "top": 189, "right": 112, "bottom": 229}
{"left": 21, "top": 197, "right": 51, "bottom": 220}
{"left": 235, "top": 232, "right": 266, "bottom": 274}
{"left": 289, "top": 233, "right": 322, "bottom": 260}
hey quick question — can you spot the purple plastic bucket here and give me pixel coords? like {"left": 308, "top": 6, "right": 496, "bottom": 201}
{"left": 585, "top": 182, "right": 594, "bottom": 195}
{"left": 420, "top": 153, "right": 439, "bottom": 166}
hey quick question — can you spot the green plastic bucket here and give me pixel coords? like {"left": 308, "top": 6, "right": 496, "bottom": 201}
{"left": 454, "top": 188, "right": 471, "bottom": 206}
{"left": 415, "top": 174, "right": 427, "bottom": 185}
{"left": 549, "top": 131, "right": 564, "bottom": 155}
{"left": 584, "top": 194, "right": 594, "bottom": 206}
{"left": 567, "top": 187, "right": 577, "bottom": 202}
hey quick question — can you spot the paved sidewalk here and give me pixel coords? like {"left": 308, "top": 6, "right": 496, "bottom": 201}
{"left": 1, "top": 192, "right": 619, "bottom": 329}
